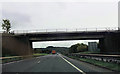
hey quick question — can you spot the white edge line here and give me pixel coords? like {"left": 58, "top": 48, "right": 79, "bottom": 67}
{"left": 60, "top": 55, "right": 86, "bottom": 74}
{"left": 3, "top": 60, "right": 24, "bottom": 65}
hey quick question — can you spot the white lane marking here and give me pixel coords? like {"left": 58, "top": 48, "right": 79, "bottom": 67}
{"left": 37, "top": 61, "right": 40, "bottom": 63}
{"left": 60, "top": 55, "right": 86, "bottom": 74}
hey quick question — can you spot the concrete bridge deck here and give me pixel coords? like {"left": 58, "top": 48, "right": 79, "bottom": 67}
{"left": 1, "top": 28, "right": 120, "bottom": 56}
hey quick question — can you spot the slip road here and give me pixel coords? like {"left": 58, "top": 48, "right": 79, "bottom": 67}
{"left": 2, "top": 54, "right": 113, "bottom": 73}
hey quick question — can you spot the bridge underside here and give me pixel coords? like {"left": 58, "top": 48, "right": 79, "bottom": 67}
{"left": 27, "top": 31, "right": 107, "bottom": 41}
{"left": 29, "top": 35, "right": 103, "bottom": 42}
{"left": 27, "top": 31, "right": 120, "bottom": 54}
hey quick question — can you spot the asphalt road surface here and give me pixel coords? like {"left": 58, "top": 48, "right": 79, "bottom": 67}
{"left": 2, "top": 54, "right": 113, "bottom": 73}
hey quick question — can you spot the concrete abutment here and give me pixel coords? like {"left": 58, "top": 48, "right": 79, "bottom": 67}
{"left": 99, "top": 32, "right": 120, "bottom": 54}
{"left": 2, "top": 33, "right": 33, "bottom": 56}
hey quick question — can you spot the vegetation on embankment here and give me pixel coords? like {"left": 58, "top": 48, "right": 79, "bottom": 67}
{"left": 78, "top": 51, "right": 100, "bottom": 54}
{"left": 1, "top": 53, "right": 49, "bottom": 64}
{"left": 67, "top": 55, "right": 120, "bottom": 72}
{"left": 1, "top": 56, "right": 23, "bottom": 64}
{"left": 33, "top": 53, "right": 49, "bottom": 56}
{"left": 69, "top": 43, "right": 88, "bottom": 53}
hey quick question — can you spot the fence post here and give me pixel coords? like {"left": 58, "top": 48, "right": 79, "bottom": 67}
{"left": 118, "top": 27, "right": 120, "bottom": 30}
{"left": 66, "top": 29, "right": 67, "bottom": 32}
{"left": 86, "top": 28, "right": 87, "bottom": 31}
{"left": 76, "top": 28, "right": 77, "bottom": 32}
{"left": 96, "top": 28, "right": 97, "bottom": 32}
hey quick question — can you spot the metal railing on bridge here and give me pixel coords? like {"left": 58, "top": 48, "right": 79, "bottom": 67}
{"left": 0, "top": 27, "right": 119, "bottom": 34}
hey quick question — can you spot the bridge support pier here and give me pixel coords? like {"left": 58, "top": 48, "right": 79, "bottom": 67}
{"left": 99, "top": 32, "right": 120, "bottom": 54}
{"left": 2, "top": 33, "right": 33, "bottom": 56}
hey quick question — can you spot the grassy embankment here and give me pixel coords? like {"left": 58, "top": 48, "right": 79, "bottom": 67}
{"left": 67, "top": 55, "right": 120, "bottom": 71}
{"left": 33, "top": 53, "right": 49, "bottom": 56}
{"left": 1, "top": 53, "right": 49, "bottom": 64}
{"left": 1, "top": 56, "right": 23, "bottom": 64}
{"left": 78, "top": 51, "right": 100, "bottom": 54}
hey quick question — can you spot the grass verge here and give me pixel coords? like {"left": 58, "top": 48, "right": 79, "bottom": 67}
{"left": 33, "top": 53, "right": 49, "bottom": 57}
{"left": 2, "top": 56, "right": 23, "bottom": 64}
{"left": 1, "top": 53, "right": 49, "bottom": 64}
{"left": 67, "top": 56, "right": 120, "bottom": 72}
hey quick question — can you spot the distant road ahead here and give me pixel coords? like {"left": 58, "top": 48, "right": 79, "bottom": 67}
{"left": 2, "top": 54, "right": 113, "bottom": 73}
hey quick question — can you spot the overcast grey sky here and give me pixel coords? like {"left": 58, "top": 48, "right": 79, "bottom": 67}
{"left": 0, "top": 1, "right": 118, "bottom": 48}
{"left": 1, "top": 2, "right": 118, "bottom": 30}
{"left": 32, "top": 40, "right": 99, "bottom": 48}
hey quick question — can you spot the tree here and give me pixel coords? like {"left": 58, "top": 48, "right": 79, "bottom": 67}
{"left": 2, "top": 19, "right": 11, "bottom": 33}
{"left": 77, "top": 43, "right": 87, "bottom": 52}
{"left": 69, "top": 43, "right": 88, "bottom": 53}
{"left": 69, "top": 43, "right": 80, "bottom": 53}
{"left": 77, "top": 44, "right": 87, "bottom": 52}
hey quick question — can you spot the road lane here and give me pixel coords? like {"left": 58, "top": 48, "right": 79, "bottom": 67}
{"left": 2, "top": 54, "right": 78, "bottom": 72}
{"left": 24, "top": 54, "right": 79, "bottom": 72}
{"left": 2, "top": 54, "right": 113, "bottom": 73}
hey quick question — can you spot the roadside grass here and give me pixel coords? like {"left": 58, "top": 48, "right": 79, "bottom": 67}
{"left": 2, "top": 56, "right": 23, "bottom": 64}
{"left": 33, "top": 53, "right": 50, "bottom": 56}
{"left": 78, "top": 51, "right": 100, "bottom": 54}
{"left": 68, "top": 56, "right": 120, "bottom": 71}
{"left": 1, "top": 53, "right": 49, "bottom": 64}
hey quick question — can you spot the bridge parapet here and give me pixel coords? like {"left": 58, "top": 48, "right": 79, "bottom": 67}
{"left": 9, "top": 27, "right": 119, "bottom": 34}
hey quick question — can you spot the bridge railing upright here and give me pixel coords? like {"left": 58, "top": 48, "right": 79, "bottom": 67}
{"left": 0, "top": 27, "right": 119, "bottom": 34}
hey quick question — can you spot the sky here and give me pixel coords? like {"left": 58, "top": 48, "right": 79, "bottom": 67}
{"left": 32, "top": 40, "right": 99, "bottom": 48}
{"left": 1, "top": 1, "right": 118, "bottom": 30}
{"left": 0, "top": 0, "right": 119, "bottom": 48}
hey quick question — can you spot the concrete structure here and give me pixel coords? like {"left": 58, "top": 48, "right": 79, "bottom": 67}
{"left": 118, "top": 1, "right": 120, "bottom": 30}
{"left": 2, "top": 30, "right": 120, "bottom": 56}
{"left": 2, "top": 33, "right": 33, "bottom": 56}
{"left": 88, "top": 42, "right": 98, "bottom": 52}
{"left": 0, "top": 33, "right": 2, "bottom": 57}
{"left": 22, "top": 30, "right": 120, "bottom": 54}
{"left": 99, "top": 32, "right": 120, "bottom": 54}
